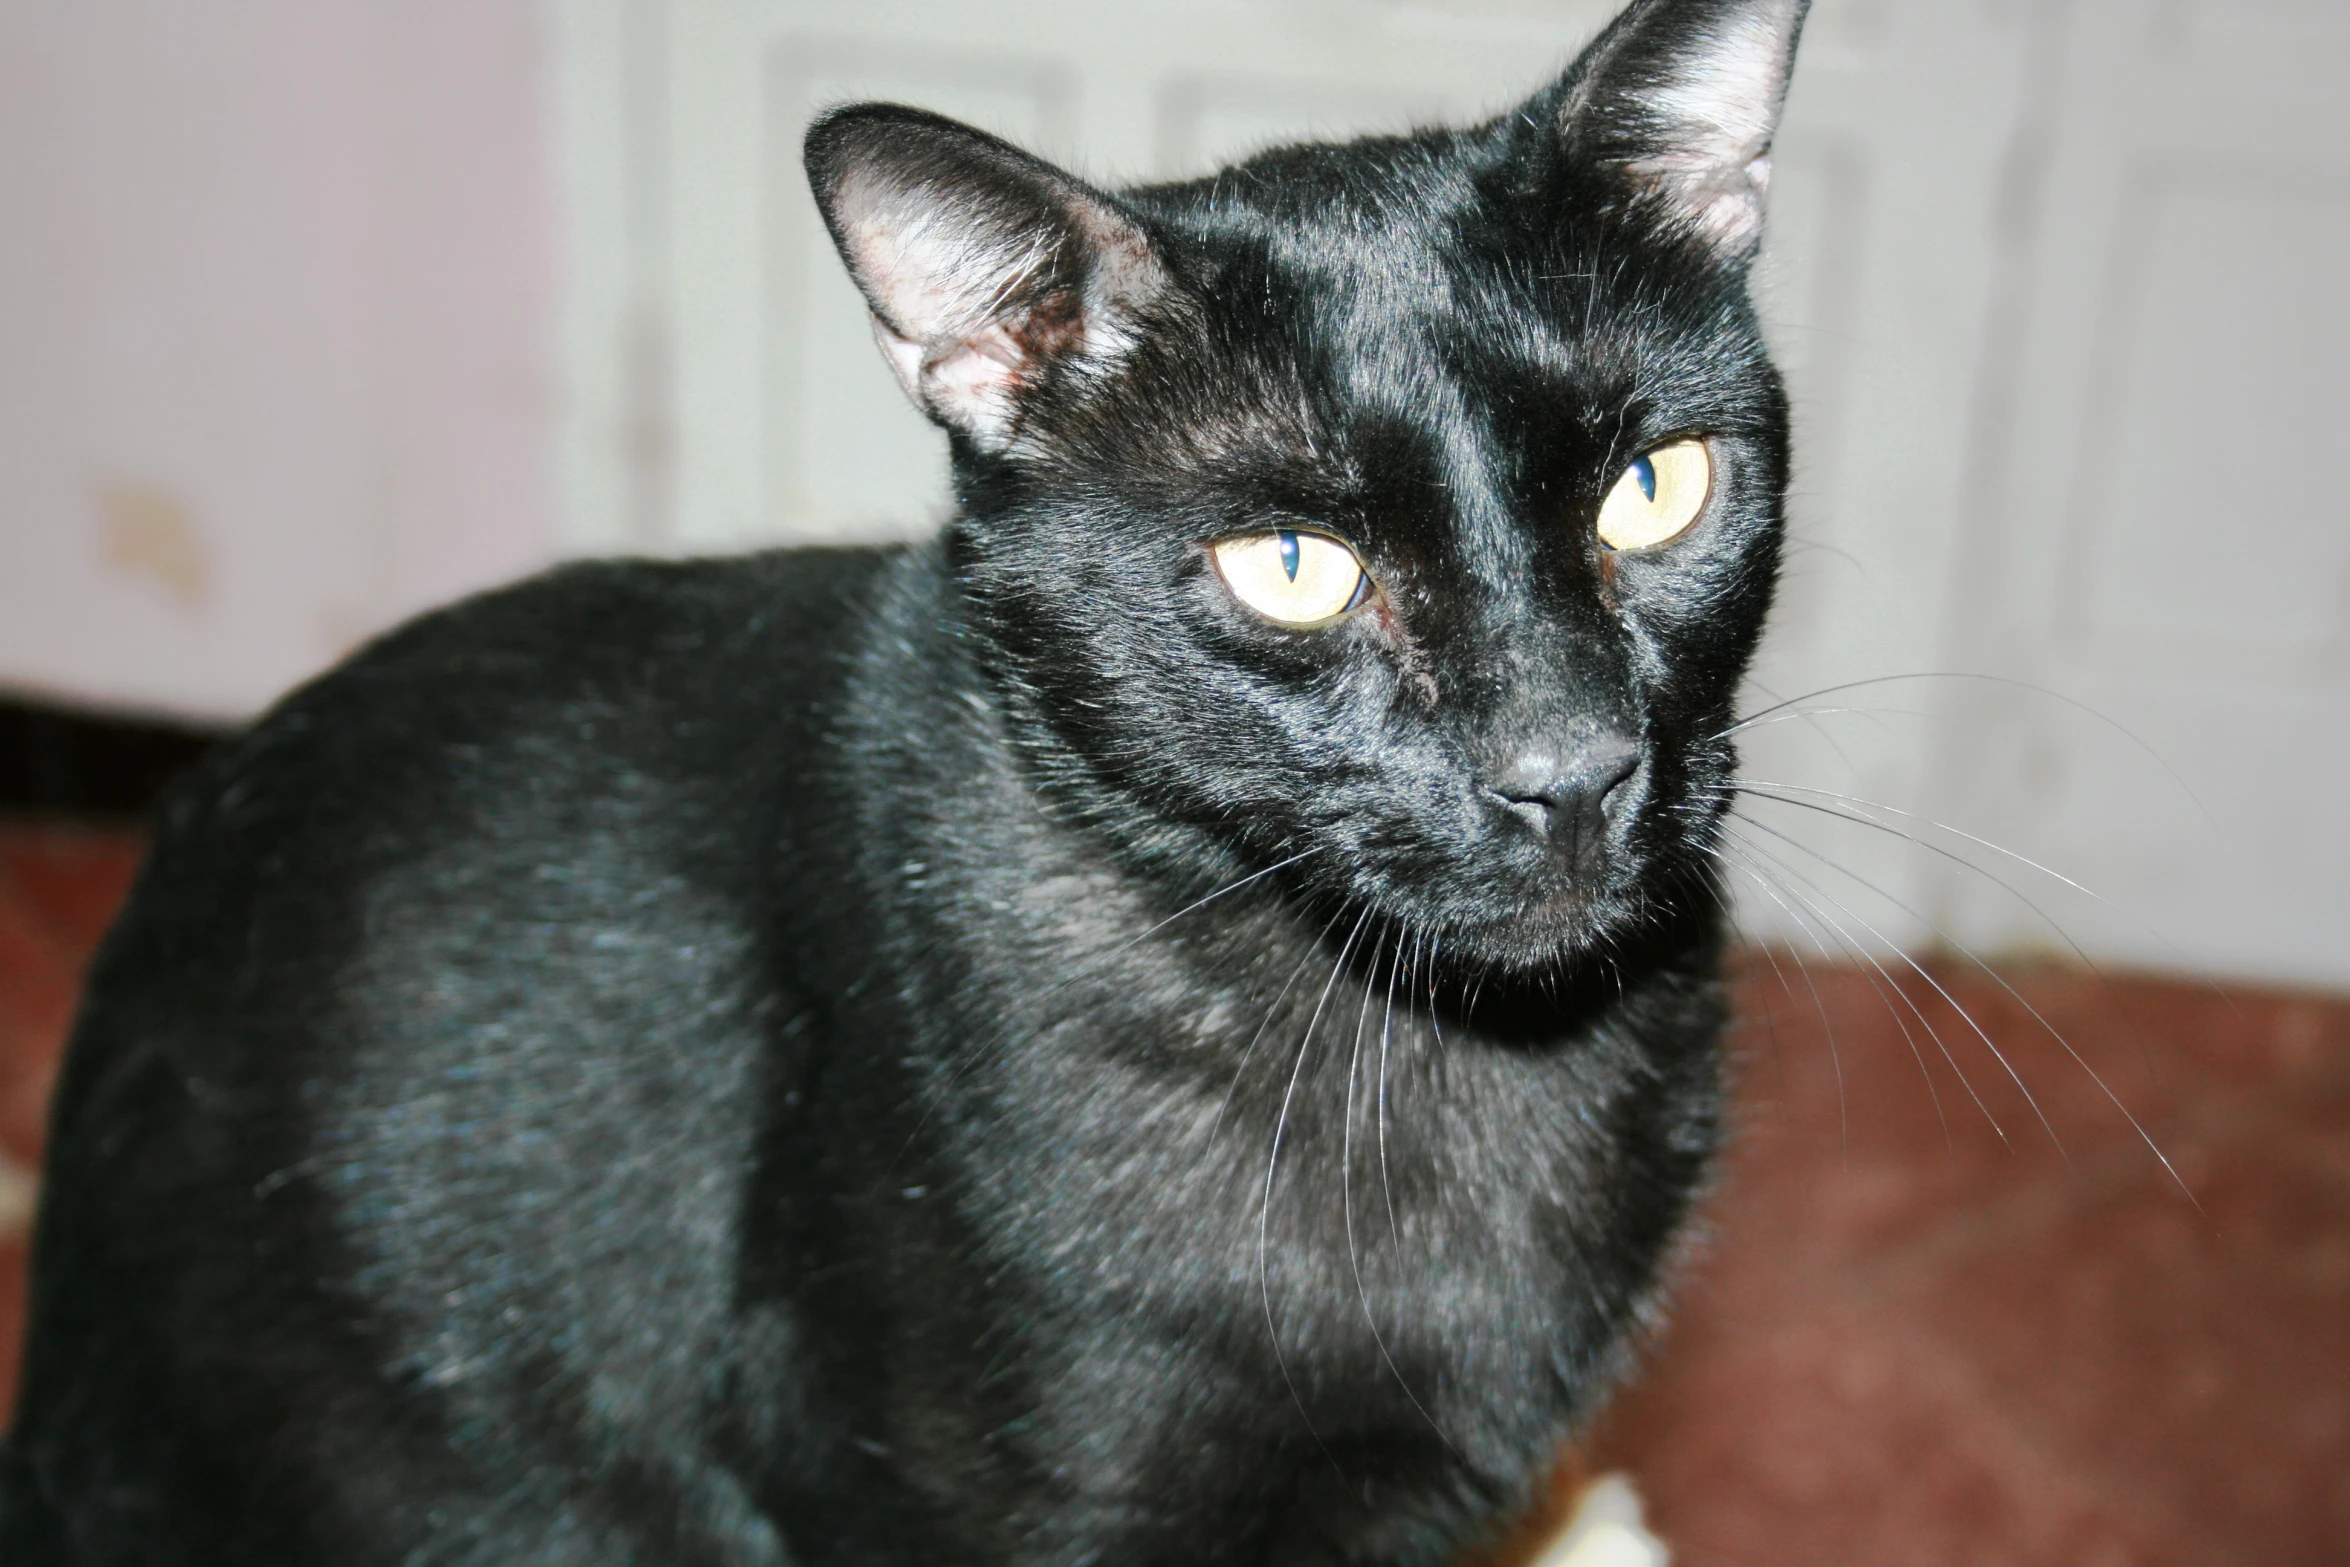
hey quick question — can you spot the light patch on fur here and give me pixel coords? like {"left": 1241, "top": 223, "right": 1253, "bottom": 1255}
{"left": 1623, "top": 0, "right": 1805, "bottom": 253}
{"left": 0, "top": 1154, "right": 36, "bottom": 1244}
{"left": 1530, "top": 1473, "right": 1671, "bottom": 1567}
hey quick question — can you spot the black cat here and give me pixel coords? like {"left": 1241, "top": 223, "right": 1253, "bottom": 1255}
{"left": 2, "top": 1, "right": 1807, "bottom": 1560}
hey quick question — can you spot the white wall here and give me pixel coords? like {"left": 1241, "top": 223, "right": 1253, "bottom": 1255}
{"left": 4, "top": 0, "right": 2347, "bottom": 988}
{"left": 0, "top": 0, "right": 557, "bottom": 722}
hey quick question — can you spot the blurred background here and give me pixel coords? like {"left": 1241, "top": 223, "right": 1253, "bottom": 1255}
{"left": 0, "top": 2, "right": 2344, "bottom": 1562}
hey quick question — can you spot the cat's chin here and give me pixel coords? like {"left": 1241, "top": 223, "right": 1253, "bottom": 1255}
{"left": 1429, "top": 884, "right": 1664, "bottom": 976}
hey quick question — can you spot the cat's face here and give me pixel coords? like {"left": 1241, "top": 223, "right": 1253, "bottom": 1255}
{"left": 810, "top": 0, "right": 1807, "bottom": 972}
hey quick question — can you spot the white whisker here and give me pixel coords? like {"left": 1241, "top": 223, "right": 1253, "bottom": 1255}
{"left": 1737, "top": 814, "right": 2201, "bottom": 1208}
{"left": 1260, "top": 904, "right": 1373, "bottom": 1467}
{"left": 1341, "top": 927, "right": 1459, "bottom": 1454}
{"left": 1716, "top": 672, "right": 2221, "bottom": 834}
{"left": 1215, "top": 904, "right": 1348, "bottom": 1144}
{"left": 1727, "top": 780, "right": 2240, "bottom": 1027}
{"left": 1378, "top": 926, "right": 1409, "bottom": 1256}
{"left": 1709, "top": 833, "right": 1946, "bottom": 1148}
{"left": 1728, "top": 822, "right": 2061, "bottom": 1157}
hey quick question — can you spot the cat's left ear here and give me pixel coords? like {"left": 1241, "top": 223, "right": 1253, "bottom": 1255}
{"left": 1553, "top": 0, "right": 1811, "bottom": 260}
{"left": 805, "top": 104, "right": 1170, "bottom": 448}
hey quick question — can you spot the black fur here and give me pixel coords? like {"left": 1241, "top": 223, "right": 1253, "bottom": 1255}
{"left": 3, "top": 3, "right": 1806, "bottom": 1561}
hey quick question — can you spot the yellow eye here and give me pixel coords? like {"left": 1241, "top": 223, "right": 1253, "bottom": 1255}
{"left": 1211, "top": 529, "right": 1371, "bottom": 628}
{"left": 1595, "top": 438, "right": 1712, "bottom": 552}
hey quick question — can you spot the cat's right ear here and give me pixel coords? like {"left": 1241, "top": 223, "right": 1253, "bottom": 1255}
{"left": 805, "top": 105, "right": 1170, "bottom": 449}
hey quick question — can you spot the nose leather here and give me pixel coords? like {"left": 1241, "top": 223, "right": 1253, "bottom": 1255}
{"left": 1483, "top": 737, "right": 1642, "bottom": 860}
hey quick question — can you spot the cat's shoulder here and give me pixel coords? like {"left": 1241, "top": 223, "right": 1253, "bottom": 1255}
{"left": 140, "top": 542, "right": 919, "bottom": 905}
{"left": 330, "top": 542, "right": 907, "bottom": 723}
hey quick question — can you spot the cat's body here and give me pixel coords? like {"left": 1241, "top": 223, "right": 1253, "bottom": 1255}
{"left": 2, "top": 3, "right": 1808, "bottom": 1562}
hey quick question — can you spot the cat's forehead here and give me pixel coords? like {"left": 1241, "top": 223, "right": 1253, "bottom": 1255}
{"left": 1145, "top": 128, "right": 1482, "bottom": 219}
{"left": 1141, "top": 128, "right": 1732, "bottom": 405}
{"left": 1138, "top": 130, "right": 1494, "bottom": 300}
{"left": 1094, "top": 149, "right": 1774, "bottom": 605}
{"left": 1132, "top": 146, "right": 1751, "bottom": 491}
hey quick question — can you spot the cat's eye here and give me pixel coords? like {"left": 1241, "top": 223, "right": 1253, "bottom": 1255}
{"left": 1211, "top": 529, "right": 1373, "bottom": 628}
{"left": 1595, "top": 438, "right": 1712, "bottom": 552}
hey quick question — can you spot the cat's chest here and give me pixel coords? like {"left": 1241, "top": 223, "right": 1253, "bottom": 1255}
{"left": 942, "top": 945, "right": 1617, "bottom": 1364}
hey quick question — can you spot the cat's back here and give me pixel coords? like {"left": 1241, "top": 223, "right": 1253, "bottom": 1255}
{"left": 4, "top": 543, "right": 906, "bottom": 1565}
{"left": 76, "top": 539, "right": 899, "bottom": 1057}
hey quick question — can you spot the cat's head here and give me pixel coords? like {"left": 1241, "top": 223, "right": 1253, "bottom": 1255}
{"left": 807, "top": 0, "right": 1806, "bottom": 973}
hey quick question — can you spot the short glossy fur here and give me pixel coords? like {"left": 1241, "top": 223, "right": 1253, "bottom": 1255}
{"left": 3, "top": 2, "right": 1808, "bottom": 1561}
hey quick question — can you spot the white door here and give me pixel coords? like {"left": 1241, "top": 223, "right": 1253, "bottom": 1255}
{"left": 0, "top": 0, "right": 556, "bottom": 723}
{"left": 1924, "top": 0, "right": 2350, "bottom": 988}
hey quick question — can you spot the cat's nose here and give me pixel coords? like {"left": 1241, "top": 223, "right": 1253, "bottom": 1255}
{"left": 1482, "top": 738, "right": 1643, "bottom": 857}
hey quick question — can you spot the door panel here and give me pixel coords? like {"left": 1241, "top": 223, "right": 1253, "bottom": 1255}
{"left": 1931, "top": 0, "right": 2350, "bottom": 986}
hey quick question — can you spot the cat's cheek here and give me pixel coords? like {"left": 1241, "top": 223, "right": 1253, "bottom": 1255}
{"left": 1609, "top": 537, "right": 1758, "bottom": 640}
{"left": 1196, "top": 613, "right": 1392, "bottom": 694}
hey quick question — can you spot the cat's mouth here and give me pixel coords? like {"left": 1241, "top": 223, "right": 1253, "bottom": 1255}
{"left": 1316, "top": 778, "right": 1682, "bottom": 969}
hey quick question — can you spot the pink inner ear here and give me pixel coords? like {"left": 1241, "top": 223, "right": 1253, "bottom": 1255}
{"left": 825, "top": 143, "right": 1167, "bottom": 445}
{"left": 1633, "top": 148, "right": 1774, "bottom": 251}
{"left": 869, "top": 313, "right": 1028, "bottom": 441}
{"left": 1593, "top": 0, "right": 1804, "bottom": 257}
{"left": 838, "top": 176, "right": 1043, "bottom": 340}
{"left": 831, "top": 166, "right": 1071, "bottom": 442}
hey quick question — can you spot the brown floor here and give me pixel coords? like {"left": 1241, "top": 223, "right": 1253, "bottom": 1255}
{"left": 2, "top": 816, "right": 2344, "bottom": 1563}
{"left": 0, "top": 820, "right": 144, "bottom": 1427}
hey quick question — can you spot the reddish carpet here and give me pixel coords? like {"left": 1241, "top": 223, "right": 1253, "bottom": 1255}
{"left": 2, "top": 817, "right": 2343, "bottom": 1562}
